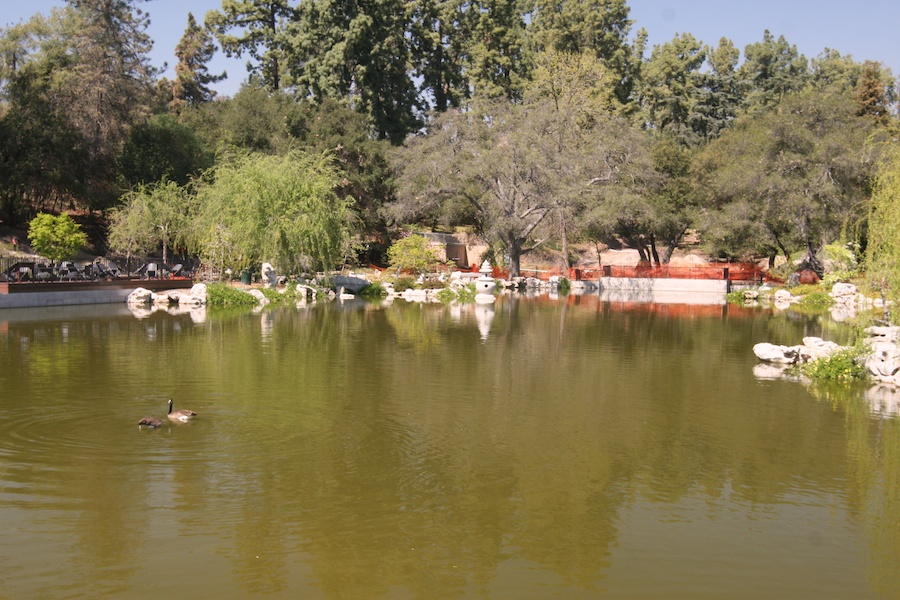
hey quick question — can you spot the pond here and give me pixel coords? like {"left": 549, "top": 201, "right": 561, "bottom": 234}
{"left": 1, "top": 294, "right": 899, "bottom": 599}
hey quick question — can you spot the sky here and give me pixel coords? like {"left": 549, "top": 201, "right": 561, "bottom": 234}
{"left": 2, "top": 0, "right": 898, "bottom": 98}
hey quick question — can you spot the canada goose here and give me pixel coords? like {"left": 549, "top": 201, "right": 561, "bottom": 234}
{"left": 167, "top": 398, "right": 197, "bottom": 422}
{"left": 138, "top": 416, "right": 164, "bottom": 429}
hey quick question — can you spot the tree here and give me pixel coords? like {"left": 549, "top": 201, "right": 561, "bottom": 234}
{"left": 854, "top": 60, "right": 894, "bottom": 124}
{"left": 169, "top": 12, "right": 225, "bottom": 114}
{"left": 528, "top": 0, "right": 633, "bottom": 103}
{"left": 689, "top": 37, "right": 743, "bottom": 143}
{"left": 693, "top": 88, "right": 876, "bottom": 271}
{"left": 866, "top": 146, "right": 900, "bottom": 303}
{"left": 635, "top": 33, "right": 706, "bottom": 145}
{"left": 27, "top": 212, "right": 88, "bottom": 263}
{"left": 119, "top": 113, "right": 214, "bottom": 186}
{"left": 205, "top": 0, "right": 295, "bottom": 91}
{"left": 62, "top": 0, "right": 157, "bottom": 209}
{"left": 387, "top": 234, "right": 440, "bottom": 274}
{"left": 409, "top": 0, "right": 469, "bottom": 112}
{"left": 287, "top": 0, "right": 420, "bottom": 143}
{"left": 108, "top": 179, "right": 193, "bottom": 264}
{"left": 738, "top": 30, "right": 809, "bottom": 112}
{"left": 189, "top": 150, "right": 356, "bottom": 274}
{"left": 0, "top": 2, "right": 156, "bottom": 218}
{"left": 463, "top": 0, "right": 531, "bottom": 101}
{"left": 390, "top": 96, "right": 653, "bottom": 277}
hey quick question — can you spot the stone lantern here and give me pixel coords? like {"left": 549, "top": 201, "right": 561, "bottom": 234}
{"left": 475, "top": 260, "right": 497, "bottom": 303}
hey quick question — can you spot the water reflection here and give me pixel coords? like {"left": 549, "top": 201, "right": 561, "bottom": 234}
{"left": 0, "top": 297, "right": 898, "bottom": 598}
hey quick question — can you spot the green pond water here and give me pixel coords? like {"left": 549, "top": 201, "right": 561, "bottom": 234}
{"left": 1, "top": 294, "right": 899, "bottom": 599}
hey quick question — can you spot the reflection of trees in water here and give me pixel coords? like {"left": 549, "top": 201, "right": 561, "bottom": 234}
{"left": 4, "top": 302, "right": 900, "bottom": 595}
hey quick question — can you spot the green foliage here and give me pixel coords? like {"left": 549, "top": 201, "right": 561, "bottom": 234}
{"left": 725, "top": 290, "right": 746, "bottom": 304}
{"left": 695, "top": 87, "right": 876, "bottom": 264}
{"left": 798, "top": 348, "right": 868, "bottom": 382}
{"left": 794, "top": 289, "right": 834, "bottom": 309}
{"left": 358, "top": 283, "right": 388, "bottom": 300}
{"left": 387, "top": 235, "right": 439, "bottom": 275}
{"left": 558, "top": 277, "right": 571, "bottom": 295}
{"left": 393, "top": 276, "right": 418, "bottom": 291}
{"left": 109, "top": 179, "right": 193, "bottom": 264}
{"left": 455, "top": 283, "right": 477, "bottom": 303}
{"left": 867, "top": 146, "right": 900, "bottom": 298}
{"left": 435, "top": 287, "right": 457, "bottom": 303}
{"left": 189, "top": 150, "right": 355, "bottom": 275}
{"left": 27, "top": 212, "right": 87, "bottom": 262}
{"left": 205, "top": 0, "right": 295, "bottom": 91}
{"left": 435, "top": 283, "right": 477, "bottom": 303}
{"left": 205, "top": 283, "right": 258, "bottom": 307}
{"left": 120, "top": 114, "right": 213, "bottom": 186}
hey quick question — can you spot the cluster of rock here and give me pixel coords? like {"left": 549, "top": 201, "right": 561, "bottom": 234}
{"left": 742, "top": 282, "right": 889, "bottom": 322}
{"left": 127, "top": 283, "right": 208, "bottom": 308}
{"left": 753, "top": 326, "right": 900, "bottom": 387}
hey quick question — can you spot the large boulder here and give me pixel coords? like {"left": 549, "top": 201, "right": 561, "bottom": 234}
{"left": 127, "top": 287, "right": 153, "bottom": 306}
{"left": 248, "top": 288, "right": 269, "bottom": 305}
{"left": 753, "top": 342, "right": 801, "bottom": 364}
{"left": 865, "top": 341, "right": 900, "bottom": 377}
{"left": 261, "top": 262, "right": 277, "bottom": 288}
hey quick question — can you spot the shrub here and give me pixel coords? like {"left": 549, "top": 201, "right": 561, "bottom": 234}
{"left": 387, "top": 235, "right": 439, "bottom": 275}
{"left": 206, "top": 283, "right": 258, "bottom": 307}
{"left": 795, "top": 290, "right": 834, "bottom": 309}
{"left": 726, "top": 290, "right": 746, "bottom": 304}
{"left": 358, "top": 283, "right": 388, "bottom": 299}
{"left": 798, "top": 348, "right": 868, "bottom": 382}
{"left": 27, "top": 213, "right": 88, "bottom": 262}
{"left": 455, "top": 283, "right": 477, "bottom": 303}
{"left": 436, "top": 287, "right": 457, "bottom": 303}
{"left": 393, "top": 276, "right": 417, "bottom": 291}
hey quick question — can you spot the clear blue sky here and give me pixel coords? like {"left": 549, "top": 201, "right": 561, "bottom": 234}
{"left": 3, "top": 0, "right": 898, "bottom": 98}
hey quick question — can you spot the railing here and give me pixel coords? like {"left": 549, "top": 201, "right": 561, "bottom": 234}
{"left": 512, "top": 262, "right": 775, "bottom": 283}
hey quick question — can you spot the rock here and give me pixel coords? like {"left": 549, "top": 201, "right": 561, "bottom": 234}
{"left": 865, "top": 326, "right": 900, "bottom": 343}
{"left": 798, "top": 269, "right": 820, "bottom": 284}
{"left": 261, "top": 262, "right": 277, "bottom": 288}
{"left": 190, "top": 283, "right": 208, "bottom": 303}
{"left": 830, "top": 282, "right": 857, "bottom": 300}
{"left": 743, "top": 290, "right": 759, "bottom": 300}
{"left": 773, "top": 289, "right": 793, "bottom": 303}
{"left": 248, "top": 288, "right": 269, "bottom": 305}
{"left": 753, "top": 342, "right": 800, "bottom": 364}
{"left": 865, "top": 341, "right": 900, "bottom": 377}
{"left": 332, "top": 274, "right": 371, "bottom": 294}
{"left": 127, "top": 287, "right": 153, "bottom": 305}
{"left": 800, "top": 337, "right": 843, "bottom": 360}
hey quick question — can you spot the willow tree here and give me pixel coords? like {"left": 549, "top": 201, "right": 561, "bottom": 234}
{"left": 108, "top": 179, "right": 193, "bottom": 264}
{"left": 867, "top": 147, "right": 900, "bottom": 309}
{"left": 189, "top": 150, "right": 356, "bottom": 274}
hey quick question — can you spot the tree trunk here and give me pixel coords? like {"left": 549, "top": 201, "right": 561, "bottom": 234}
{"left": 506, "top": 236, "right": 522, "bottom": 279}
{"left": 560, "top": 213, "right": 571, "bottom": 270}
{"left": 649, "top": 234, "right": 661, "bottom": 266}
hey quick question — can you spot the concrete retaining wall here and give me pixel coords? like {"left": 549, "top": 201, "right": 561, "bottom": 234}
{"left": 598, "top": 277, "right": 728, "bottom": 305}
{"left": 0, "top": 288, "right": 135, "bottom": 309}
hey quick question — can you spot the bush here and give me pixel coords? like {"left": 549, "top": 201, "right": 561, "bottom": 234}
{"left": 798, "top": 348, "right": 868, "bottom": 382}
{"left": 726, "top": 290, "right": 746, "bottom": 304}
{"left": 358, "top": 283, "right": 388, "bottom": 300}
{"left": 206, "top": 283, "right": 258, "bottom": 307}
{"left": 393, "top": 276, "right": 417, "bottom": 291}
{"left": 387, "top": 235, "right": 439, "bottom": 275}
{"left": 795, "top": 289, "right": 834, "bottom": 309}
{"left": 27, "top": 212, "right": 88, "bottom": 262}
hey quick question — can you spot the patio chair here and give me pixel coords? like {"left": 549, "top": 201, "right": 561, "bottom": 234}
{"left": 146, "top": 263, "right": 159, "bottom": 279}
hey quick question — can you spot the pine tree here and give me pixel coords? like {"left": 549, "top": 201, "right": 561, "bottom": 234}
{"left": 170, "top": 13, "right": 225, "bottom": 114}
{"left": 205, "top": 0, "right": 295, "bottom": 91}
